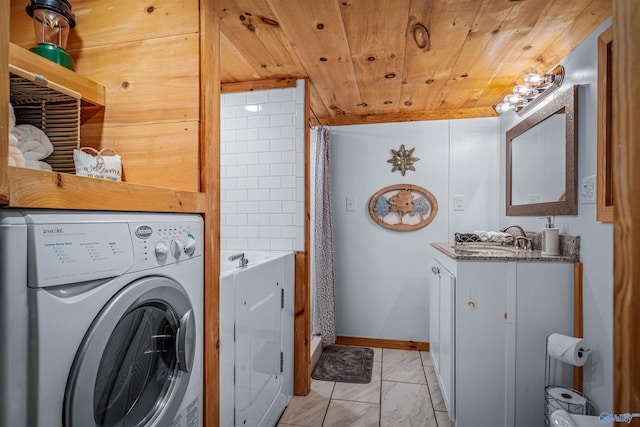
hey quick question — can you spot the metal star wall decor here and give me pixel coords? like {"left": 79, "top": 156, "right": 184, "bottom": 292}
{"left": 387, "top": 144, "right": 420, "bottom": 176}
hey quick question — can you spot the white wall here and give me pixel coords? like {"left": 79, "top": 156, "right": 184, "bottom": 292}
{"left": 449, "top": 118, "right": 500, "bottom": 235}
{"left": 329, "top": 118, "right": 498, "bottom": 341}
{"left": 498, "top": 19, "right": 613, "bottom": 412}
{"left": 220, "top": 80, "right": 305, "bottom": 252}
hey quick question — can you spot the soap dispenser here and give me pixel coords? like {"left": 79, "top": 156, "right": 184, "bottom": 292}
{"left": 541, "top": 216, "right": 560, "bottom": 255}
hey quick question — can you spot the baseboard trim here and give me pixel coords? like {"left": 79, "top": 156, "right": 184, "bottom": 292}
{"left": 310, "top": 335, "right": 323, "bottom": 371}
{"left": 336, "top": 336, "right": 430, "bottom": 351}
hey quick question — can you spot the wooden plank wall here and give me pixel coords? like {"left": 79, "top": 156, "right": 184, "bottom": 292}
{"left": 9, "top": 0, "right": 201, "bottom": 192}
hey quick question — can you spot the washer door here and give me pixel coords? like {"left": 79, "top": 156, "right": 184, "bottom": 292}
{"left": 64, "top": 276, "right": 195, "bottom": 427}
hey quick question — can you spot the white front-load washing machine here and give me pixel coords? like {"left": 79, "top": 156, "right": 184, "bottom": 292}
{"left": 0, "top": 210, "right": 204, "bottom": 427}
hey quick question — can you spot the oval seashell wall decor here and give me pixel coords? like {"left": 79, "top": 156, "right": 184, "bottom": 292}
{"left": 368, "top": 184, "right": 438, "bottom": 231}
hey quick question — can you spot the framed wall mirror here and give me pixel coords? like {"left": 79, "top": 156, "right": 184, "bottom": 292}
{"left": 506, "top": 85, "right": 578, "bottom": 216}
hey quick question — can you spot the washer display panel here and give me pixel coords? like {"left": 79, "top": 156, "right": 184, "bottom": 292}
{"left": 65, "top": 277, "right": 195, "bottom": 427}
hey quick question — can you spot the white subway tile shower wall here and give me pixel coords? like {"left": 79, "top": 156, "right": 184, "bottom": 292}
{"left": 220, "top": 80, "right": 305, "bottom": 251}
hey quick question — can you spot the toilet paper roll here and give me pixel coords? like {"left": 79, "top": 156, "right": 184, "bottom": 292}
{"left": 547, "top": 333, "right": 588, "bottom": 367}
{"left": 548, "top": 387, "right": 587, "bottom": 410}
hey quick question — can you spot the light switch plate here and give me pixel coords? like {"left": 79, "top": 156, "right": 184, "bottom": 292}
{"left": 581, "top": 175, "right": 596, "bottom": 204}
{"left": 346, "top": 196, "right": 356, "bottom": 211}
{"left": 454, "top": 195, "right": 465, "bottom": 211}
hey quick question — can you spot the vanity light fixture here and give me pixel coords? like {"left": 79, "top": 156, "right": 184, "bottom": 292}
{"left": 495, "top": 65, "right": 565, "bottom": 116}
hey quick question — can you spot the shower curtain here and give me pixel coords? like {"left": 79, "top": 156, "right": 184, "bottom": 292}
{"left": 312, "top": 126, "right": 337, "bottom": 345}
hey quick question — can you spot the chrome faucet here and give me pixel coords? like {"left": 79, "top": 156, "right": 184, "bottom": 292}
{"left": 228, "top": 253, "right": 249, "bottom": 267}
{"left": 500, "top": 224, "right": 527, "bottom": 237}
{"left": 499, "top": 225, "right": 532, "bottom": 250}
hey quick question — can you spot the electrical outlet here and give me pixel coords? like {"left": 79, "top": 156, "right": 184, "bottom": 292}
{"left": 346, "top": 196, "right": 356, "bottom": 211}
{"left": 454, "top": 195, "right": 465, "bottom": 211}
{"left": 581, "top": 175, "right": 596, "bottom": 204}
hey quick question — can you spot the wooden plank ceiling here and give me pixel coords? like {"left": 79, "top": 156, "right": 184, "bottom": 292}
{"left": 220, "top": 0, "right": 611, "bottom": 125}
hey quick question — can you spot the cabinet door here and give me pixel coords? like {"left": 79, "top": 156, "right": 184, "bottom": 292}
{"left": 456, "top": 262, "right": 509, "bottom": 427}
{"left": 513, "top": 262, "right": 574, "bottom": 427}
{"left": 430, "top": 259, "right": 456, "bottom": 420}
{"left": 429, "top": 263, "right": 441, "bottom": 372}
{"left": 438, "top": 264, "right": 456, "bottom": 421}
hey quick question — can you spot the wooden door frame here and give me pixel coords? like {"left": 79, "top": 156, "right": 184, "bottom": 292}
{"left": 294, "top": 79, "right": 312, "bottom": 396}
{"left": 613, "top": 0, "right": 640, "bottom": 416}
{"left": 200, "top": 1, "right": 220, "bottom": 426}
{"left": 1, "top": 1, "right": 9, "bottom": 203}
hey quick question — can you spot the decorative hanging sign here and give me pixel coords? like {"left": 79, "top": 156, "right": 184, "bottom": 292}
{"left": 368, "top": 184, "right": 438, "bottom": 231}
{"left": 387, "top": 144, "right": 420, "bottom": 176}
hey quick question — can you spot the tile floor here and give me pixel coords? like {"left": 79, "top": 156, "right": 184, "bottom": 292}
{"left": 277, "top": 348, "right": 452, "bottom": 427}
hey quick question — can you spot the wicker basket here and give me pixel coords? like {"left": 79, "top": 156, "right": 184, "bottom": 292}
{"left": 9, "top": 71, "right": 80, "bottom": 173}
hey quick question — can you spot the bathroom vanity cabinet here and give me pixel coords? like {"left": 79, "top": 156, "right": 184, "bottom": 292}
{"left": 429, "top": 249, "right": 575, "bottom": 427}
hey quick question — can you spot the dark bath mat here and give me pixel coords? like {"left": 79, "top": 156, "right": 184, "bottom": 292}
{"left": 311, "top": 345, "right": 374, "bottom": 384}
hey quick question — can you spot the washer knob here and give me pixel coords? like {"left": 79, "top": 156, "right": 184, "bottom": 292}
{"left": 170, "top": 239, "right": 184, "bottom": 259}
{"left": 155, "top": 241, "right": 169, "bottom": 260}
{"left": 184, "top": 234, "right": 196, "bottom": 256}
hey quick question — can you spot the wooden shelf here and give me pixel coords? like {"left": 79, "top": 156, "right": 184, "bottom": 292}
{"left": 9, "top": 42, "right": 105, "bottom": 106}
{"left": 3, "top": 44, "right": 206, "bottom": 213}
{"left": 7, "top": 167, "right": 207, "bottom": 213}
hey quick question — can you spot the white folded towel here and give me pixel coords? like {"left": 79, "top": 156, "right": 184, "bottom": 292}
{"left": 9, "top": 103, "right": 15, "bottom": 130}
{"left": 9, "top": 126, "right": 24, "bottom": 141}
{"left": 8, "top": 145, "right": 26, "bottom": 168}
{"left": 15, "top": 124, "right": 54, "bottom": 161}
{"left": 8, "top": 133, "right": 19, "bottom": 147}
{"left": 474, "top": 230, "right": 490, "bottom": 241}
{"left": 25, "top": 160, "right": 53, "bottom": 171}
{"left": 20, "top": 140, "right": 53, "bottom": 160}
{"left": 472, "top": 230, "right": 515, "bottom": 243}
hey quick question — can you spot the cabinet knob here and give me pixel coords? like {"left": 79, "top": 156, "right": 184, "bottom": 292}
{"left": 467, "top": 300, "right": 477, "bottom": 309}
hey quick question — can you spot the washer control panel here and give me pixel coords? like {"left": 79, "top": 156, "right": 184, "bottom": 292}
{"left": 27, "top": 214, "right": 204, "bottom": 288}
{"left": 130, "top": 220, "right": 203, "bottom": 271}
{"left": 29, "top": 222, "right": 134, "bottom": 288}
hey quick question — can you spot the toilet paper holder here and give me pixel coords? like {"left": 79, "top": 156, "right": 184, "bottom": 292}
{"left": 545, "top": 333, "right": 590, "bottom": 368}
{"left": 543, "top": 334, "right": 595, "bottom": 426}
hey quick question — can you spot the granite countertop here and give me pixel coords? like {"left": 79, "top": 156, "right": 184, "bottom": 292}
{"left": 431, "top": 242, "right": 578, "bottom": 263}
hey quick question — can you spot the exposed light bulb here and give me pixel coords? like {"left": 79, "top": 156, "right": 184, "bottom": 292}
{"left": 495, "top": 103, "right": 516, "bottom": 114}
{"left": 513, "top": 84, "right": 533, "bottom": 97}
{"left": 524, "top": 73, "right": 545, "bottom": 86}
{"left": 503, "top": 94, "right": 524, "bottom": 106}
